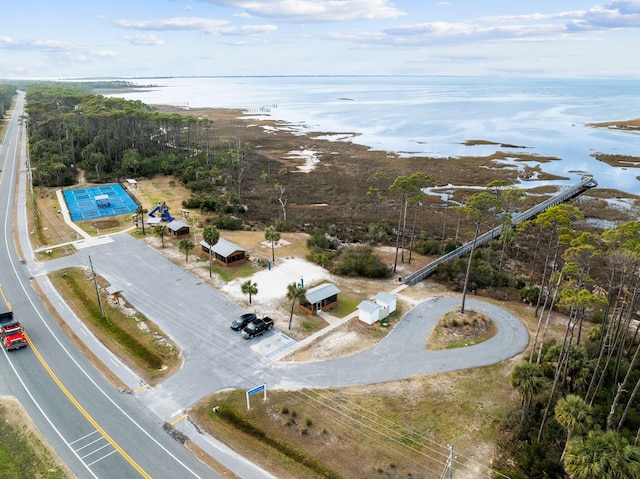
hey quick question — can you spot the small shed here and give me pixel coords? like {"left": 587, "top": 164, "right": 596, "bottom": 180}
{"left": 357, "top": 300, "right": 381, "bottom": 325}
{"left": 146, "top": 217, "right": 161, "bottom": 227}
{"left": 375, "top": 292, "right": 397, "bottom": 314}
{"left": 357, "top": 292, "right": 397, "bottom": 325}
{"left": 168, "top": 220, "right": 190, "bottom": 239}
{"left": 106, "top": 285, "right": 123, "bottom": 303}
{"left": 299, "top": 283, "right": 340, "bottom": 315}
{"left": 200, "top": 238, "right": 248, "bottom": 267}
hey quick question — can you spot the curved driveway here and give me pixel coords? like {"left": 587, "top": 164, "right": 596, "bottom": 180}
{"left": 32, "top": 234, "right": 529, "bottom": 410}
{"left": 272, "top": 296, "right": 529, "bottom": 388}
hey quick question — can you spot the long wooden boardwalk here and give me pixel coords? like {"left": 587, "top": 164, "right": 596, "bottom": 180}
{"left": 403, "top": 175, "right": 598, "bottom": 286}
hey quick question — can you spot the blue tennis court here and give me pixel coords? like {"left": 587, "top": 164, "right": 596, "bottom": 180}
{"left": 63, "top": 184, "right": 138, "bottom": 221}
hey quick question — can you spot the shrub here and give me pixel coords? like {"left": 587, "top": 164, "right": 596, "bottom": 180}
{"left": 212, "top": 215, "right": 243, "bottom": 230}
{"left": 307, "top": 227, "right": 330, "bottom": 250}
{"left": 520, "top": 284, "right": 540, "bottom": 304}
{"left": 307, "top": 251, "right": 336, "bottom": 267}
{"left": 414, "top": 239, "right": 441, "bottom": 255}
{"left": 276, "top": 220, "right": 296, "bottom": 232}
{"left": 182, "top": 197, "right": 202, "bottom": 209}
{"left": 333, "top": 245, "right": 391, "bottom": 278}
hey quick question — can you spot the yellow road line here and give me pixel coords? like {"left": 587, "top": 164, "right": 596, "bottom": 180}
{"left": 169, "top": 413, "right": 188, "bottom": 426}
{"left": 133, "top": 384, "right": 149, "bottom": 394}
{"left": 25, "top": 332, "right": 152, "bottom": 479}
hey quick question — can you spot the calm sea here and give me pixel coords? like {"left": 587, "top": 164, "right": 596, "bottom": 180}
{"left": 106, "top": 76, "right": 640, "bottom": 194}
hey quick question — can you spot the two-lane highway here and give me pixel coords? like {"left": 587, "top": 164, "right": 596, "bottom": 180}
{"left": 0, "top": 92, "right": 219, "bottom": 479}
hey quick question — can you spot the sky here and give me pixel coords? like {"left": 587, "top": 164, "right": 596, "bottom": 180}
{"left": 1, "top": 0, "right": 639, "bottom": 79}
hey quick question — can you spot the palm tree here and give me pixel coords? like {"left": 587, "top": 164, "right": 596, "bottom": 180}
{"left": 202, "top": 225, "right": 220, "bottom": 277}
{"left": 286, "top": 282, "right": 307, "bottom": 330}
{"left": 179, "top": 238, "right": 195, "bottom": 262}
{"left": 511, "top": 360, "right": 546, "bottom": 427}
{"left": 265, "top": 225, "right": 281, "bottom": 264}
{"left": 564, "top": 430, "right": 640, "bottom": 479}
{"left": 241, "top": 280, "right": 258, "bottom": 304}
{"left": 555, "top": 394, "right": 592, "bottom": 460}
{"left": 154, "top": 224, "right": 168, "bottom": 248}
{"left": 135, "top": 205, "right": 148, "bottom": 235}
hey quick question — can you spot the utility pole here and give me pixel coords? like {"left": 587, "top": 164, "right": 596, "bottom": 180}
{"left": 446, "top": 444, "right": 454, "bottom": 479}
{"left": 89, "top": 255, "right": 104, "bottom": 319}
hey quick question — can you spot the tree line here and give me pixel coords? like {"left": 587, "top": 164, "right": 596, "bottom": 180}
{"left": 0, "top": 84, "right": 17, "bottom": 118}
{"left": 23, "top": 83, "right": 247, "bottom": 215}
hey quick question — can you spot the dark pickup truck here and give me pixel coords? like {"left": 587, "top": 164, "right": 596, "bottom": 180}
{"left": 241, "top": 317, "right": 274, "bottom": 340}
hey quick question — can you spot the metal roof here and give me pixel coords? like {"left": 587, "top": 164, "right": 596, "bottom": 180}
{"left": 168, "top": 220, "right": 189, "bottom": 232}
{"left": 200, "top": 237, "right": 245, "bottom": 257}
{"left": 305, "top": 283, "right": 340, "bottom": 304}
{"left": 375, "top": 292, "right": 396, "bottom": 305}
{"left": 357, "top": 300, "right": 380, "bottom": 314}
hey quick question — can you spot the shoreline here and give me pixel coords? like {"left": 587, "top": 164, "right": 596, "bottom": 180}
{"left": 148, "top": 103, "right": 639, "bottom": 239}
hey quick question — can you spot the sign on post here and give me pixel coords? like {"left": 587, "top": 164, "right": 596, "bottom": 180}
{"left": 246, "top": 384, "right": 267, "bottom": 410}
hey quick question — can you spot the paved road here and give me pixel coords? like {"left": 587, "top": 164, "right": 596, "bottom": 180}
{"left": 1, "top": 92, "right": 222, "bottom": 479}
{"left": 273, "top": 296, "right": 528, "bottom": 388}
{"left": 6, "top": 90, "right": 530, "bottom": 478}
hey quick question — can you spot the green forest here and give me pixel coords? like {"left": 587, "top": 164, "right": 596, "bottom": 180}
{"left": 0, "top": 84, "right": 17, "bottom": 118}
{"left": 23, "top": 82, "right": 246, "bottom": 215}
{"left": 4, "top": 83, "right": 640, "bottom": 478}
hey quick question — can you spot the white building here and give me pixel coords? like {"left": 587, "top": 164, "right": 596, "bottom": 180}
{"left": 357, "top": 292, "right": 397, "bottom": 325}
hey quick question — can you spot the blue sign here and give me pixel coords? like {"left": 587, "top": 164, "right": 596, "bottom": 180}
{"left": 247, "top": 384, "right": 265, "bottom": 397}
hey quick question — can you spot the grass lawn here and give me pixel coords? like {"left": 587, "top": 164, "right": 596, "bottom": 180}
{"left": 0, "top": 399, "right": 75, "bottom": 479}
{"left": 49, "top": 267, "right": 181, "bottom": 385}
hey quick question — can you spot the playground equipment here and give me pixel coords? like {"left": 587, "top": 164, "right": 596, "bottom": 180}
{"left": 148, "top": 201, "right": 174, "bottom": 222}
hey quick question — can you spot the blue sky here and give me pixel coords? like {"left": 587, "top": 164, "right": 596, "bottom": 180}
{"left": 1, "top": 0, "right": 639, "bottom": 79}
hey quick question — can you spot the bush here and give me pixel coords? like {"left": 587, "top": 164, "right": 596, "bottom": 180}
{"left": 276, "top": 220, "right": 296, "bottom": 232}
{"left": 520, "top": 284, "right": 540, "bottom": 304}
{"left": 182, "top": 197, "right": 202, "bottom": 209}
{"left": 307, "top": 251, "right": 336, "bottom": 267}
{"left": 333, "top": 245, "right": 391, "bottom": 278}
{"left": 414, "top": 239, "right": 441, "bottom": 255}
{"left": 212, "top": 215, "right": 243, "bottom": 230}
{"left": 307, "top": 228, "right": 330, "bottom": 250}
{"left": 444, "top": 242, "right": 461, "bottom": 253}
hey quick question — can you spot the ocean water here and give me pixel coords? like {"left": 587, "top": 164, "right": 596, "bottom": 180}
{"left": 106, "top": 76, "right": 640, "bottom": 194}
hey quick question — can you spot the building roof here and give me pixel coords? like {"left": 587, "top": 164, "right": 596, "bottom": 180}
{"left": 168, "top": 220, "right": 189, "bottom": 232}
{"left": 305, "top": 283, "right": 340, "bottom": 304}
{"left": 357, "top": 300, "right": 380, "bottom": 314}
{"left": 375, "top": 292, "right": 396, "bottom": 305}
{"left": 200, "top": 237, "right": 245, "bottom": 257}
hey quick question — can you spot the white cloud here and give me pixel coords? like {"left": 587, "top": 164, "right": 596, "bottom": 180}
{"left": 114, "top": 16, "right": 276, "bottom": 35}
{"left": 115, "top": 17, "right": 229, "bottom": 31}
{"left": 0, "top": 37, "right": 77, "bottom": 52}
{"left": 122, "top": 34, "right": 165, "bottom": 46}
{"left": 481, "top": 1, "right": 640, "bottom": 30}
{"left": 354, "top": 0, "right": 640, "bottom": 48}
{"left": 197, "top": 0, "right": 405, "bottom": 22}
